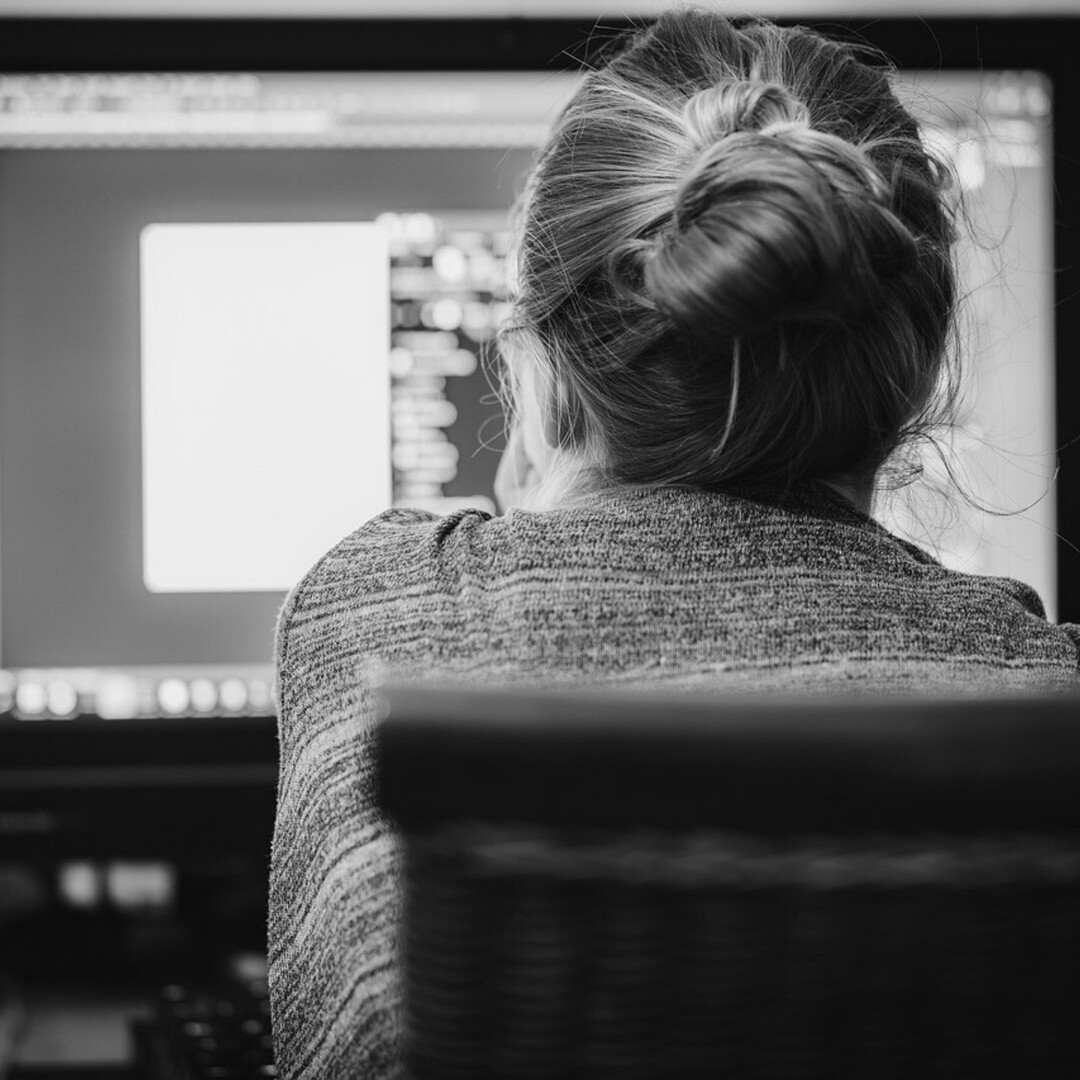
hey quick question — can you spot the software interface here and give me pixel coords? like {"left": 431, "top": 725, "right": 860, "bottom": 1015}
{"left": 0, "top": 67, "right": 1057, "bottom": 718}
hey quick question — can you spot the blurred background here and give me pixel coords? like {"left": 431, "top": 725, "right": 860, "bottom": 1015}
{"left": 0, "top": 1, "right": 1077, "bottom": 1076}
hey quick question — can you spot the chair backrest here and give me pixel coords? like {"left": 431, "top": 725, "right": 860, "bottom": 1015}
{"left": 377, "top": 684, "right": 1080, "bottom": 1079}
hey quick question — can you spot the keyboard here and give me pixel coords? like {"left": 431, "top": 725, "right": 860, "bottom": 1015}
{"left": 133, "top": 962, "right": 275, "bottom": 1080}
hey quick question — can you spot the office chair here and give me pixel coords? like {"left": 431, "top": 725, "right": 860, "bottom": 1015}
{"left": 376, "top": 684, "right": 1080, "bottom": 1079}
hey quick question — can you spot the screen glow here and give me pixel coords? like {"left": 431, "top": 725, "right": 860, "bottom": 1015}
{"left": 140, "top": 222, "right": 390, "bottom": 592}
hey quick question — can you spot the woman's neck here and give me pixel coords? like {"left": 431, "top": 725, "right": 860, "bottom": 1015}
{"left": 820, "top": 477, "right": 874, "bottom": 516}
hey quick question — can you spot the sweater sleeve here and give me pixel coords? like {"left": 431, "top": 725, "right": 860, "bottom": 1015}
{"left": 268, "top": 508, "right": 445, "bottom": 1080}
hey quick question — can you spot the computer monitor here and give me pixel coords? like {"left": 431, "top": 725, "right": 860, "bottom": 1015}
{"left": 0, "top": 14, "right": 1076, "bottom": 857}
{"left": 0, "top": 66, "right": 576, "bottom": 716}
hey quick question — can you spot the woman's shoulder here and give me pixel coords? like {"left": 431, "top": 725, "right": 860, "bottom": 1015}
{"left": 276, "top": 507, "right": 492, "bottom": 634}
{"left": 274, "top": 489, "right": 1080, "bottom": 677}
{"left": 271, "top": 498, "right": 643, "bottom": 661}
{"left": 281, "top": 495, "right": 659, "bottom": 608}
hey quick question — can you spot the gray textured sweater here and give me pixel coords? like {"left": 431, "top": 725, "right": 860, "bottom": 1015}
{"left": 268, "top": 484, "right": 1080, "bottom": 1078}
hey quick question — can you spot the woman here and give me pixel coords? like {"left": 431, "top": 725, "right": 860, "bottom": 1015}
{"left": 268, "top": 11, "right": 1080, "bottom": 1077}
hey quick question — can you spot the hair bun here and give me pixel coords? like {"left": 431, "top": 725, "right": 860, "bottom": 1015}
{"left": 643, "top": 86, "right": 919, "bottom": 341}
{"left": 682, "top": 81, "right": 809, "bottom": 146}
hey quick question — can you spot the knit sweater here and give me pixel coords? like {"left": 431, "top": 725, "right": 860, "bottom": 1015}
{"left": 268, "top": 483, "right": 1080, "bottom": 1079}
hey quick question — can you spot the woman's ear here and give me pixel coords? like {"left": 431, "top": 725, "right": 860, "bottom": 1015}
{"left": 515, "top": 352, "right": 553, "bottom": 469}
{"left": 544, "top": 372, "right": 584, "bottom": 450}
{"left": 542, "top": 394, "right": 563, "bottom": 450}
{"left": 506, "top": 328, "right": 583, "bottom": 458}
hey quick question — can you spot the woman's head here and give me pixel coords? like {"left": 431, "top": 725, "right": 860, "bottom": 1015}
{"left": 504, "top": 10, "right": 958, "bottom": 500}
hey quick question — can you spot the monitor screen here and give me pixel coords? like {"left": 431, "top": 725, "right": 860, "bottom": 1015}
{"left": 0, "top": 69, "right": 577, "bottom": 718}
{"left": 879, "top": 69, "right": 1057, "bottom": 617}
{"left": 0, "top": 61, "right": 1060, "bottom": 721}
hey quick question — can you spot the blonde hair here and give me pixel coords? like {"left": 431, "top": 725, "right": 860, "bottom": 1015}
{"left": 504, "top": 11, "right": 958, "bottom": 499}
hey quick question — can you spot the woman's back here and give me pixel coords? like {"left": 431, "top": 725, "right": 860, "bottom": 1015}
{"left": 287, "top": 487, "right": 1077, "bottom": 693}
{"left": 269, "top": 484, "right": 1079, "bottom": 1077}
